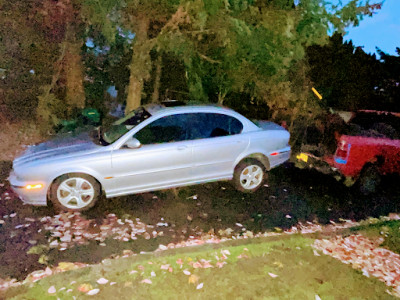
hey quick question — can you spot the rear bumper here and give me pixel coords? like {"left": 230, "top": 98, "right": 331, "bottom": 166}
{"left": 8, "top": 171, "right": 47, "bottom": 206}
{"left": 295, "top": 152, "right": 342, "bottom": 177}
{"left": 294, "top": 152, "right": 357, "bottom": 186}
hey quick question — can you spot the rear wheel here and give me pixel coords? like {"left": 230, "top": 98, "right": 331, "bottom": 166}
{"left": 358, "top": 164, "right": 381, "bottom": 195}
{"left": 233, "top": 159, "right": 265, "bottom": 193}
{"left": 49, "top": 173, "right": 100, "bottom": 212}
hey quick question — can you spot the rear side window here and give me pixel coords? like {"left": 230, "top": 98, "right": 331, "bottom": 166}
{"left": 190, "top": 113, "right": 243, "bottom": 140}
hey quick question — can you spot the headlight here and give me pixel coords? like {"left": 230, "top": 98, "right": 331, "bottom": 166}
{"left": 25, "top": 184, "right": 44, "bottom": 190}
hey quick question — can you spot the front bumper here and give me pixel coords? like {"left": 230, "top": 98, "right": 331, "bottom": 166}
{"left": 8, "top": 171, "right": 47, "bottom": 206}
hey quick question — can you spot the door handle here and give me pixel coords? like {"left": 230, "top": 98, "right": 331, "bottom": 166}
{"left": 177, "top": 145, "right": 188, "bottom": 150}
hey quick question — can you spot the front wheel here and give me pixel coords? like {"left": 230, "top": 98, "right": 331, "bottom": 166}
{"left": 49, "top": 173, "right": 100, "bottom": 212}
{"left": 233, "top": 159, "right": 265, "bottom": 193}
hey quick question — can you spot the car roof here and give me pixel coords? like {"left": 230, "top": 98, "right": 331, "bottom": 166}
{"left": 146, "top": 104, "right": 238, "bottom": 117}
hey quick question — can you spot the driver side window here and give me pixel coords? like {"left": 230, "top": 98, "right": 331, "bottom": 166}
{"left": 133, "top": 114, "right": 188, "bottom": 145}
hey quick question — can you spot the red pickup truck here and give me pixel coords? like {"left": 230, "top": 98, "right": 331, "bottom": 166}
{"left": 296, "top": 110, "right": 400, "bottom": 194}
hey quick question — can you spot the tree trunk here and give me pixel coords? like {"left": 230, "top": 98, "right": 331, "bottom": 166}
{"left": 217, "top": 89, "right": 227, "bottom": 105}
{"left": 62, "top": 22, "right": 85, "bottom": 114}
{"left": 151, "top": 54, "right": 162, "bottom": 103}
{"left": 125, "top": 16, "right": 151, "bottom": 114}
{"left": 64, "top": 39, "right": 85, "bottom": 112}
{"left": 36, "top": 42, "right": 67, "bottom": 125}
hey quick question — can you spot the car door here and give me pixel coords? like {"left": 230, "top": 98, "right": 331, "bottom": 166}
{"left": 190, "top": 113, "right": 249, "bottom": 181}
{"left": 110, "top": 113, "right": 193, "bottom": 195}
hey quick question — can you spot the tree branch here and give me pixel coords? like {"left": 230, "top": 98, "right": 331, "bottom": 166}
{"left": 198, "top": 53, "right": 221, "bottom": 64}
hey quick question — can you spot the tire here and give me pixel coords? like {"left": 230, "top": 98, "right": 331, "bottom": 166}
{"left": 233, "top": 159, "right": 266, "bottom": 193}
{"left": 358, "top": 164, "right": 381, "bottom": 195}
{"left": 49, "top": 173, "right": 100, "bottom": 212}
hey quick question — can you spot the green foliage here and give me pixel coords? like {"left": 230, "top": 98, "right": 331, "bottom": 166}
{"left": 307, "top": 33, "right": 399, "bottom": 111}
{"left": 0, "top": 0, "right": 384, "bottom": 125}
{"left": 36, "top": 89, "right": 64, "bottom": 128}
{"left": 82, "top": 0, "right": 123, "bottom": 42}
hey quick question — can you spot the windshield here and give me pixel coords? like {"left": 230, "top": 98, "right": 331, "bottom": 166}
{"left": 96, "top": 107, "right": 152, "bottom": 145}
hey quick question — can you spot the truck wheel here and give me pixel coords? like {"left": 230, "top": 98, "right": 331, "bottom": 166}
{"left": 49, "top": 173, "right": 100, "bottom": 212}
{"left": 233, "top": 159, "right": 265, "bottom": 193}
{"left": 358, "top": 164, "right": 381, "bottom": 195}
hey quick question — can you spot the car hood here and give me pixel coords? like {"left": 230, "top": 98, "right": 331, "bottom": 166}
{"left": 13, "top": 131, "right": 102, "bottom": 168}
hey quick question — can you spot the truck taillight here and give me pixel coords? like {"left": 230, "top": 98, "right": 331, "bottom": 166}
{"left": 335, "top": 140, "right": 350, "bottom": 164}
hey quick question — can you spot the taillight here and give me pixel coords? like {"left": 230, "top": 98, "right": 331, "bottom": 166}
{"left": 335, "top": 140, "right": 350, "bottom": 164}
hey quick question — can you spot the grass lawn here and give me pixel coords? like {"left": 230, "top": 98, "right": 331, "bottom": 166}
{"left": 350, "top": 219, "right": 400, "bottom": 254}
{"left": 5, "top": 235, "right": 395, "bottom": 300}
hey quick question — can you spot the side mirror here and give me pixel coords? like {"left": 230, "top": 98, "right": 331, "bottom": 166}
{"left": 124, "top": 137, "right": 141, "bottom": 149}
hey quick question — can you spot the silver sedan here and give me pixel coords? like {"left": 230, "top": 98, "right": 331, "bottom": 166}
{"left": 9, "top": 105, "right": 291, "bottom": 211}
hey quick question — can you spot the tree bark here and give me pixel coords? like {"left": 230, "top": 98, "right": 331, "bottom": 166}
{"left": 64, "top": 38, "right": 85, "bottom": 112}
{"left": 126, "top": 16, "right": 150, "bottom": 114}
{"left": 151, "top": 54, "right": 162, "bottom": 103}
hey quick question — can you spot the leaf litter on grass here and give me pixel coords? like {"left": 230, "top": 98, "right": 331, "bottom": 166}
{"left": 2, "top": 217, "right": 360, "bottom": 290}
{"left": 9, "top": 234, "right": 396, "bottom": 300}
{"left": 3, "top": 214, "right": 398, "bottom": 298}
{"left": 313, "top": 234, "right": 400, "bottom": 297}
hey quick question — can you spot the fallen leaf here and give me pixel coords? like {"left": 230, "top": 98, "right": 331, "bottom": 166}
{"left": 160, "top": 264, "right": 170, "bottom": 270}
{"left": 221, "top": 249, "right": 231, "bottom": 256}
{"left": 192, "top": 262, "right": 202, "bottom": 269}
{"left": 159, "top": 244, "right": 168, "bottom": 250}
{"left": 78, "top": 283, "right": 93, "bottom": 293}
{"left": 141, "top": 279, "right": 152, "bottom": 284}
{"left": 97, "top": 278, "right": 109, "bottom": 285}
{"left": 57, "top": 262, "right": 78, "bottom": 271}
{"left": 362, "top": 269, "right": 369, "bottom": 277}
{"left": 48, "top": 286, "right": 56, "bottom": 294}
{"left": 202, "top": 261, "right": 213, "bottom": 268}
{"left": 87, "top": 289, "right": 100, "bottom": 296}
{"left": 216, "top": 261, "right": 226, "bottom": 268}
{"left": 189, "top": 274, "right": 199, "bottom": 284}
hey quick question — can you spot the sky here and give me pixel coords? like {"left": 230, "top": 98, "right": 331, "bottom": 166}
{"left": 344, "top": 0, "right": 400, "bottom": 56}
